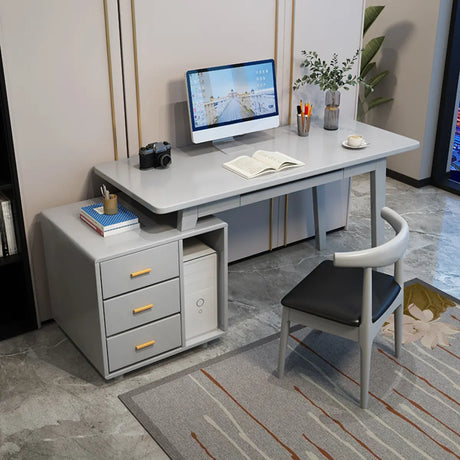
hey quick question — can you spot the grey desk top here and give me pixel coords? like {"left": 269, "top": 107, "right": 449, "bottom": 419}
{"left": 94, "top": 121, "right": 419, "bottom": 215}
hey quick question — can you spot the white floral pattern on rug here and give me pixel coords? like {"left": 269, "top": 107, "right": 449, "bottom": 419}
{"left": 382, "top": 303, "right": 460, "bottom": 349}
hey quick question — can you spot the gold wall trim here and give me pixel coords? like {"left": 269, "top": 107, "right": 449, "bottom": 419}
{"left": 274, "top": 0, "right": 279, "bottom": 63}
{"left": 103, "top": 0, "right": 118, "bottom": 161}
{"left": 131, "top": 0, "right": 142, "bottom": 148}
{"left": 269, "top": 198, "right": 274, "bottom": 250}
{"left": 288, "top": 0, "right": 295, "bottom": 125}
{"left": 283, "top": 194, "right": 289, "bottom": 246}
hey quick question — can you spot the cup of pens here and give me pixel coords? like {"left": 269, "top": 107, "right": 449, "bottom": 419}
{"left": 296, "top": 101, "right": 312, "bottom": 137}
{"left": 101, "top": 185, "right": 118, "bottom": 215}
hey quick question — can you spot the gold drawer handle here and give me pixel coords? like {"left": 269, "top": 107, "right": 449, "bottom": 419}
{"left": 135, "top": 340, "right": 155, "bottom": 351}
{"left": 130, "top": 268, "right": 151, "bottom": 278}
{"left": 133, "top": 304, "right": 153, "bottom": 314}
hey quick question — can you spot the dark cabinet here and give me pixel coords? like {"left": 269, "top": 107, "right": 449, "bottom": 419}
{"left": 0, "top": 49, "right": 37, "bottom": 339}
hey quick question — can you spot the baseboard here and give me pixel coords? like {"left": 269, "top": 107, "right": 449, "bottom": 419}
{"left": 386, "top": 169, "right": 431, "bottom": 188}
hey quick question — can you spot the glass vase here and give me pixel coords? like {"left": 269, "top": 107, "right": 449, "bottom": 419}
{"left": 324, "top": 90, "right": 340, "bottom": 130}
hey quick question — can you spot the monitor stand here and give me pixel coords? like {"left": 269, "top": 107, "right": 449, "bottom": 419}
{"left": 212, "top": 137, "right": 254, "bottom": 156}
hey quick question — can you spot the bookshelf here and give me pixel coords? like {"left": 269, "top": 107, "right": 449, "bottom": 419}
{"left": 0, "top": 50, "right": 37, "bottom": 339}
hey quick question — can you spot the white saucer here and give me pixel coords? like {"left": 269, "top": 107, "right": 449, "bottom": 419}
{"left": 342, "top": 140, "right": 368, "bottom": 149}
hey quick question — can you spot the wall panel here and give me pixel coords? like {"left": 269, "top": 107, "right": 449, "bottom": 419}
{"left": 290, "top": 0, "right": 365, "bottom": 124}
{"left": 125, "top": 0, "right": 277, "bottom": 149}
{"left": 0, "top": 0, "right": 124, "bottom": 321}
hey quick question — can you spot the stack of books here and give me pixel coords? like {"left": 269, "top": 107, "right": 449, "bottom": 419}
{"left": 80, "top": 202, "right": 139, "bottom": 237}
{"left": 0, "top": 191, "right": 17, "bottom": 257}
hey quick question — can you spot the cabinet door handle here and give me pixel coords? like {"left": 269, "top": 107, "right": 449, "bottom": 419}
{"left": 133, "top": 304, "right": 153, "bottom": 314}
{"left": 135, "top": 340, "right": 155, "bottom": 351}
{"left": 130, "top": 268, "right": 151, "bottom": 278}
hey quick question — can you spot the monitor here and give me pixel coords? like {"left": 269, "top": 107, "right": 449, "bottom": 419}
{"left": 185, "top": 59, "right": 279, "bottom": 144}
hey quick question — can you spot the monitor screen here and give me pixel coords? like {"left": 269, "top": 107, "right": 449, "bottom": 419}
{"left": 185, "top": 59, "right": 279, "bottom": 144}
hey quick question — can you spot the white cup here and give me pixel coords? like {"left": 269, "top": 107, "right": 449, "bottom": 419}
{"left": 347, "top": 134, "right": 363, "bottom": 147}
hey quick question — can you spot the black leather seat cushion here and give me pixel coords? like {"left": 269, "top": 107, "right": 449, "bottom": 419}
{"left": 281, "top": 260, "right": 401, "bottom": 326}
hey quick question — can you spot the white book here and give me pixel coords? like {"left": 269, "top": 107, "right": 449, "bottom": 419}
{"left": 223, "top": 150, "right": 304, "bottom": 179}
{"left": 0, "top": 192, "right": 17, "bottom": 255}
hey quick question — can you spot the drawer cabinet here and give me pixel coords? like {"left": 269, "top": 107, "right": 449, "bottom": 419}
{"left": 41, "top": 200, "right": 228, "bottom": 380}
{"left": 107, "top": 314, "right": 181, "bottom": 371}
{"left": 103, "top": 278, "right": 180, "bottom": 336}
{"left": 100, "top": 242, "right": 179, "bottom": 298}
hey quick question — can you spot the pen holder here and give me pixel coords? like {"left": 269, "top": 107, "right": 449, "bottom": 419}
{"left": 297, "top": 113, "right": 311, "bottom": 137}
{"left": 103, "top": 194, "right": 118, "bottom": 215}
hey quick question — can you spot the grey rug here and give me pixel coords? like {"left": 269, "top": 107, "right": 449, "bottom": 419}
{"left": 119, "top": 280, "right": 460, "bottom": 459}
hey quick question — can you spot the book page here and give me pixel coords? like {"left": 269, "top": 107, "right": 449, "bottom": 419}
{"left": 223, "top": 155, "right": 274, "bottom": 179}
{"left": 252, "top": 150, "right": 304, "bottom": 170}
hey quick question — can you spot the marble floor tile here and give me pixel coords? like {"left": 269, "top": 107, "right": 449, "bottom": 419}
{"left": 1, "top": 175, "right": 459, "bottom": 459}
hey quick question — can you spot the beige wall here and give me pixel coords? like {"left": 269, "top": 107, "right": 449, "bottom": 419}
{"left": 364, "top": 0, "right": 452, "bottom": 180}
{"left": 0, "top": 0, "right": 125, "bottom": 321}
{"left": 0, "top": 0, "right": 365, "bottom": 322}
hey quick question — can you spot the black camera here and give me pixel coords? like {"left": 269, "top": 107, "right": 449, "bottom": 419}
{"left": 139, "top": 141, "right": 172, "bottom": 169}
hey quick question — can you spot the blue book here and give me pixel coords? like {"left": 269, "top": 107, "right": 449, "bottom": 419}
{"left": 80, "top": 202, "right": 138, "bottom": 231}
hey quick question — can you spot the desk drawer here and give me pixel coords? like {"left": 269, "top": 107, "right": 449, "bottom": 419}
{"left": 103, "top": 278, "right": 180, "bottom": 336}
{"left": 107, "top": 314, "right": 181, "bottom": 372}
{"left": 100, "top": 242, "right": 179, "bottom": 299}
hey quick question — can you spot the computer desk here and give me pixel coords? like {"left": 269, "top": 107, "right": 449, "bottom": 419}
{"left": 94, "top": 120, "right": 419, "bottom": 250}
{"left": 39, "top": 121, "right": 419, "bottom": 379}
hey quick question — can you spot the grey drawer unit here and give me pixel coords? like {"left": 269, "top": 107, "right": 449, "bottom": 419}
{"left": 107, "top": 314, "right": 181, "bottom": 371}
{"left": 100, "top": 242, "right": 179, "bottom": 298}
{"left": 41, "top": 199, "right": 228, "bottom": 379}
{"left": 103, "top": 278, "right": 180, "bottom": 336}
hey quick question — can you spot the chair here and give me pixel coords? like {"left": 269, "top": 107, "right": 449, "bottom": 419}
{"left": 277, "top": 207, "right": 409, "bottom": 408}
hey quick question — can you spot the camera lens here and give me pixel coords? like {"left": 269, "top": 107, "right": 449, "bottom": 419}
{"left": 159, "top": 153, "right": 171, "bottom": 168}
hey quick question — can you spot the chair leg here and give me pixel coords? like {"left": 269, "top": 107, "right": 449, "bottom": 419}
{"left": 359, "top": 341, "right": 372, "bottom": 409}
{"left": 394, "top": 304, "right": 403, "bottom": 358}
{"left": 278, "top": 307, "right": 290, "bottom": 378}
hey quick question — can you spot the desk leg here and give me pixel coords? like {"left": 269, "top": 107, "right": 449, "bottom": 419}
{"left": 177, "top": 207, "right": 198, "bottom": 231}
{"left": 313, "top": 185, "right": 326, "bottom": 250}
{"left": 370, "top": 159, "right": 386, "bottom": 247}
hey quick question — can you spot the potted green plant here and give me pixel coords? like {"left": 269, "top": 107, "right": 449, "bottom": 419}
{"left": 293, "top": 49, "right": 367, "bottom": 129}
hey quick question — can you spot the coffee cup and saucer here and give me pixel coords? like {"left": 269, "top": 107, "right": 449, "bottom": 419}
{"left": 342, "top": 134, "right": 368, "bottom": 149}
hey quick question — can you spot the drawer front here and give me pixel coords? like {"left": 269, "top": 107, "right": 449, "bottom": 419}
{"left": 103, "top": 278, "right": 180, "bottom": 336}
{"left": 100, "top": 242, "right": 179, "bottom": 299}
{"left": 107, "top": 314, "right": 181, "bottom": 372}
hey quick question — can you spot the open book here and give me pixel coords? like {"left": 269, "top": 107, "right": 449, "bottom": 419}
{"left": 223, "top": 150, "right": 305, "bottom": 179}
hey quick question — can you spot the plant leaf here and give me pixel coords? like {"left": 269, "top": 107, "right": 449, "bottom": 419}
{"left": 364, "top": 70, "right": 390, "bottom": 97}
{"left": 361, "top": 62, "right": 376, "bottom": 79}
{"left": 361, "top": 36, "right": 385, "bottom": 73}
{"left": 368, "top": 96, "right": 393, "bottom": 110}
{"left": 363, "top": 6, "right": 385, "bottom": 36}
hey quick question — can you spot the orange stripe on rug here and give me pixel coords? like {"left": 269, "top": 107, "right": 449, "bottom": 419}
{"left": 295, "top": 386, "right": 382, "bottom": 460}
{"left": 200, "top": 369, "right": 301, "bottom": 460}
{"left": 393, "top": 389, "right": 460, "bottom": 438}
{"left": 378, "top": 348, "right": 459, "bottom": 406}
{"left": 438, "top": 345, "right": 460, "bottom": 359}
{"left": 371, "top": 390, "right": 460, "bottom": 458}
{"left": 191, "top": 432, "right": 217, "bottom": 459}
{"left": 289, "top": 334, "right": 360, "bottom": 386}
{"left": 290, "top": 334, "right": 460, "bottom": 458}
{"left": 302, "top": 433, "right": 334, "bottom": 460}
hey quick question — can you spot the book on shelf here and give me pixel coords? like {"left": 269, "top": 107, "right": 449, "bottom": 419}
{"left": 80, "top": 202, "right": 139, "bottom": 237}
{"left": 80, "top": 214, "right": 139, "bottom": 237}
{"left": 0, "top": 191, "right": 18, "bottom": 255}
{"left": 223, "top": 150, "right": 305, "bottom": 179}
{"left": 0, "top": 220, "right": 5, "bottom": 257}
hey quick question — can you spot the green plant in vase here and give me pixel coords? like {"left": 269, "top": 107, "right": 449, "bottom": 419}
{"left": 293, "top": 49, "right": 368, "bottom": 130}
